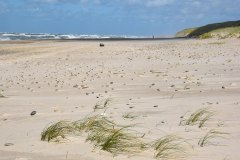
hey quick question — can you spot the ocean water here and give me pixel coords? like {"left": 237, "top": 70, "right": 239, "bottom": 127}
{"left": 0, "top": 32, "right": 143, "bottom": 41}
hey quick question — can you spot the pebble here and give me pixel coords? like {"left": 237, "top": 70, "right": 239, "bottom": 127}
{"left": 73, "top": 84, "right": 78, "bottom": 88}
{"left": 30, "top": 111, "right": 37, "bottom": 116}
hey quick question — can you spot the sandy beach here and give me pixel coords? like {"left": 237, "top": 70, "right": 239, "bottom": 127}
{"left": 0, "top": 39, "right": 240, "bottom": 160}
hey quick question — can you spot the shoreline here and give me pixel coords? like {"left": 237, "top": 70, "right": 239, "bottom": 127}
{"left": 0, "top": 37, "right": 188, "bottom": 44}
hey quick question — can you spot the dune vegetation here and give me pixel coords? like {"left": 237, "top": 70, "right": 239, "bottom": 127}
{"left": 175, "top": 28, "right": 197, "bottom": 37}
{"left": 153, "top": 135, "right": 185, "bottom": 159}
{"left": 180, "top": 108, "right": 215, "bottom": 128}
{"left": 41, "top": 100, "right": 229, "bottom": 158}
{"left": 176, "top": 20, "right": 240, "bottom": 38}
{"left": 41, "top": 114, "right": 146, "bottom": 155}
{"left": 198, "top": 129, "right": 229, "bottom": 147}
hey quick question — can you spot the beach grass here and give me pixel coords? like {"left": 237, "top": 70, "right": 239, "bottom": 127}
{"left": 74, "top": 115, "right": 145, "bottom": 155}
{"left": 198, "top": 129, "right": 229, "bottom": 147}
{"left": 41, "top": 115, "right": 146, "bottom": 155}
{"left": 41, "top": 121, "right": 75, "bottom": 142}
{"left": 198, "top": 112, "right": 215, "bottom": 128}
{"left": 180, "top": 108, "right": 214, "bottom": 128}
{"left": 41, "top": 115, "right": 115, "bottom": 142}
{"left": 73, "top": 115, "right": 115, "bottom": 132}
{"left": 87, "top": 126, "right": 146, "bottom": 155}
{"left": 153, "top": 135, "right": 185, "bottom": 159}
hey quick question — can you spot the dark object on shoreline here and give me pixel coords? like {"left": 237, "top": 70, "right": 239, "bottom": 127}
{"left": 100, "top": 43, "right": 104, "bottom": 47}
{"left": 30, "top": 111, "right": 37, "bottom": 116}
{"left": 4, "top": 143, "right": 14, "bottom": 146}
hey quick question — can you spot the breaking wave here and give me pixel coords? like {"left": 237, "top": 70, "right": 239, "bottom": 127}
{"left": 0, "top": 32, "right": 143, "bottom": 41}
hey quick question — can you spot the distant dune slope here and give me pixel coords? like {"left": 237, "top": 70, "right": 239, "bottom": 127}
{"left": 176, "top": 20, "right": 240, "bottom": 38}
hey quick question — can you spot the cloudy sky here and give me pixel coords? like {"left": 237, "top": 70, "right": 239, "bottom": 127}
{"left": 0, "top": 0, "right": 239, "bottom": 35}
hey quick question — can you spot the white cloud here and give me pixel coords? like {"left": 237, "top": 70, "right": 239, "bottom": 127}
{"left": 31, "top": 0, "right": 176, "bottom": 7}
{"left": 30, "top": 0, "right": 88, "bottom": 4}
{"left": 146, "top": 0, "right": 175, "bottom": 7}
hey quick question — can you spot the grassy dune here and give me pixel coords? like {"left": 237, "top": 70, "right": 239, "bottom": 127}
{"left": 175, "top": 28, "right": 197, "bottom": 37}
{"left": 176, "top": 20, "right": 240, "bottom": 38}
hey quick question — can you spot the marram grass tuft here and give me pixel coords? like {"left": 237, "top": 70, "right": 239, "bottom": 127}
{"left": 198, "top": 129, "right": 229, "bottom": 147}
{"left": 41, "top": 121, "right": 75, "bottom": 142}
{"left": 153, "top": 135, "right": 185, "bottom": 159}
{"left": 87, "top": 126, "right": 146, "bottom": 155}
{"left": 180, "top": 108, "right": 214, "bottom": 128}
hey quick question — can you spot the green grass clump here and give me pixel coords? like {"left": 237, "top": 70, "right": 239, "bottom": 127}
{"left": 87, "top": 126, "right": 146, "bottom": 155}
{"left": 198, "top": 129, "right": 229, "bottom": 147}
{"left": 180, "top": 108, "right": 214, "bottom": 128}
{"left": 41, "top": 115, "right": 116, "bottom": 143}
{"left": 175, "top": 28, "right": 197, "bottom": 37}
{"left": 86, "top": 126, "right": 115, "bottom": 145}
{"left": 73, "top": 115, "right": 115, "bottom": 132}
{"left": 153, "top": 135, "right": 184, "bottom": 159}
{"left": 73, "top": 115, "right": 145, "bottom": 155}
{"left": 101, "top": 127, "right": 145, "bottom": 154}
{"left": 41, "top": 121, "right": 75, "bottom": 142}
{"left": 41, "top": 115, "right": 191, "bottom": 157}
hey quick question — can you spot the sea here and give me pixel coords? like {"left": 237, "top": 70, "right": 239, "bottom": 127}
{"left": 0, "top": 32, "right": 147, "bottom": 41}
{"left": 0, "top": 32, "right": 180, "bottom": 41}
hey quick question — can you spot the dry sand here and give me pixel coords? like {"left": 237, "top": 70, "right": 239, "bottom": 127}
{"left": 0, "top": 39, "right": 240, "bottom": 160}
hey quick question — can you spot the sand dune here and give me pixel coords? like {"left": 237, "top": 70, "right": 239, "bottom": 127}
{"left": 0, "top": 39, "right": 240, "bottom": 160}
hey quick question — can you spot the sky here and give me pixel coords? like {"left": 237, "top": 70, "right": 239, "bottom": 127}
{"left": 0, "top": 0, "right": 239, "bottom": 36}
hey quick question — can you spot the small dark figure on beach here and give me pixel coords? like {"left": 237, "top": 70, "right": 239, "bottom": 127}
{"left": 100, "top": 43, "right": 104, "bottom": 47}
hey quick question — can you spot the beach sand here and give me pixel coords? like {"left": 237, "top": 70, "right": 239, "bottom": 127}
{"left": 0, "top": 39, "right": 240, "bottom": 160}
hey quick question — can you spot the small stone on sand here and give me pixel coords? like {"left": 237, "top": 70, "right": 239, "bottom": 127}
{"left": 4, "top": 143, "right": 14, "bottom": 146}
{"left": 30, "top": 111, "right": 37, "bottom": 116}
